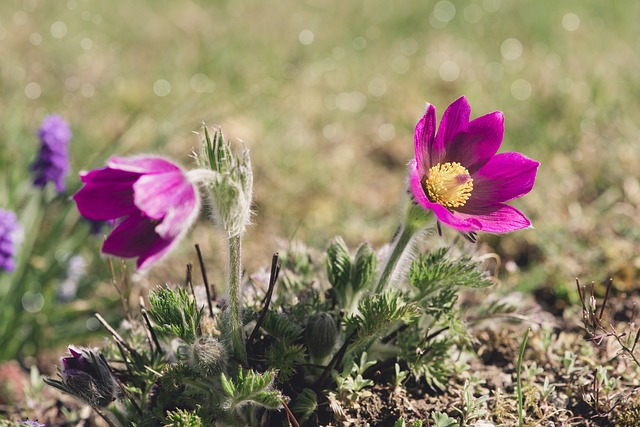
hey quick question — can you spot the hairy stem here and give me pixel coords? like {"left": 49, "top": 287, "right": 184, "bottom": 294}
{"left": 373, "top": 225, "right": 416, "bottom": 294}
{"left": 227, "top": 234, "right": 247, "bottom": 364}
{"left": 373, "top": 202, "right": 432, "bottom": 294}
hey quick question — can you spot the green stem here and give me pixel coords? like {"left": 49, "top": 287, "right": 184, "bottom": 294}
{"left": 373, "top": 202, "right": 433, "bottom": 294}
{"left": 516, "top": 328, "right": 530, "bottom": 427}
{"left": 227, "top": 234, "right": 247, "bottom": 364}
{"left": 373, "top": 225, "right": 416, "bottom": 294}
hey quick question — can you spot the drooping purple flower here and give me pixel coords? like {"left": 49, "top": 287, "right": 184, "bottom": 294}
{"left": 59, "top": 346, "right": 117, "bottom": 407}
{"left": 409, "top": 96, "right": 539, "bottom": 233}
{"left": 73, "top": 156, "right": 200, "bottom": 269}
{"left": 0, "top": 209, "right": 21, "bottom": 272}
{"left": 31, "top": 115, "right": 72, "bottom": 193}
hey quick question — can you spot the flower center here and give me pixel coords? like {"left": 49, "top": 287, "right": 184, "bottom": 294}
{"left": 424, "top": 162, "right": 473, "bottom": 208}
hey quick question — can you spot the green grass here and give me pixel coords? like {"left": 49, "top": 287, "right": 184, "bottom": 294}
{"left": 2, "top": 0, "right": 640, "bottom": 289}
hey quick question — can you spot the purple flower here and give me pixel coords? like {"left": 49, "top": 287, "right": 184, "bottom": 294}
{"left": 0, "top": 209, "right": 21, "bottom": 272}
{"left": 73, "top": 156, "right": 200, "bottom": 269}
{"left": 59, "top": 346, "right": 117, "bottom": 407}
{"left": 409, "top": 96, "right": 539, "bottom": 233}
{"left": 18, "top": 420, "right": 45, "bottom": 427}
{"left": 31, "top": 115, "right": 72, "bottom": 193}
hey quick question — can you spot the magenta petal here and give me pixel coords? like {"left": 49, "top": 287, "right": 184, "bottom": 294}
{"left": 456, "top": 203, "right": 531, "bottom": 233}
{"left": 102, "top": 213, "right": 173, "bottom": 269}
{"left": 465, "top": 152, "right": 540, "bottom": 207}
{"left": 414, "top": 104, "right": 436, "bottom": 171}
{"left": 73, "top": 168, "right": 139, "bottom": 220}
{"left": 109, "top": 156, "right": 181, "bottom": 174}
{"left": 408, "top": 160, "right": 429, "bottom": 208}
{"left": 431, "top": 204, "right": 483, "bottom": 233}
{"left": 135, "top": 239, "right": 174, "bottom": 270}
{"left": 133, "top": 171, "right": 198, "bottom": 239}
{"left": 443, "top": 111, "right": 504, "bottom": 174}
{"left": 102, "top": 213, "right": 160, "bottom": 257}
{"left": 432, "top": 96, "right": 470, "bottom": 166}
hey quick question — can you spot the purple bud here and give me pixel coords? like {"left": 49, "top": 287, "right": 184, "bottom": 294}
{"left": 59, "top": 346, "right": 117, "bottom": 407}
{"left": 31, "top": 115, "right": 72, "bottom": 193}
{"left": 0, "top": 209, "right": 21, "bottom": 272}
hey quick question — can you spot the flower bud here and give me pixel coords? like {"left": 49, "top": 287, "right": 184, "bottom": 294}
{"left": 351, "top": 243, "right": 377, "bottom": 293}
{"left": 59, "top": 346, "right": 117, "bottom": 407}
{"left": 196, "top": 126, "right": 253, "bottom": 238}
{"left": 304, "top": 313, "right": 338, "bottom": 361}
{"left": 188, "top": 336, "right": 227, "bottom": 376}
{"left": 326, "top": 237, "right": 351, "bottom": 290}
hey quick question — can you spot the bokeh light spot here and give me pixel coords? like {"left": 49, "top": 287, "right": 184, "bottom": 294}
{"left": 352, "top": 37, "right": 367, "bottom": 50}
{"left": 50, "top": 21, "right": 68, "bottom": 39}
{"left": 190, "top": 73, "right": 216, "bottom": 93}
{"left": 511, "top": 79, "right": 532, "bottom": 100}
{"left": 562, "top": 13, "right": 580, "bottom": 31}
{"left": 153, "top": 79, "right": 171, "bottom": 97}
{"left": 298, "top": 29, "right": 314, "bottom": 45}
{"left": 501, "top": 38, "right": 523, "bottom": 61}
{"left": 25, "top": 82, "right": 41, "bottom": 99}
{"left": 378, "top": 123, "right": 396, "bottom": 142}
{"left": 80, "top": 37, "right": 93, "bottom": 50}
{"left": 29, "top": 32, "right": 42, "bottom": 45}
{"left": 22, "top": 291, "right": 44, "bottom": 313}
{"left": 368, "top": 77, "right": 387, "bottom": 97}
{"left": 433, "top": 1, "right": 456, "bottom": 23}
{"left": 463, "top": 4, "right": 483, "bottom": 23}
{"left": 439, "top": 60, "right": 460, "bottom": 82}
{"left": 323, "top": 123, "right": 345, "bottom": 142}
{"left": 335, "top": 91, "right": 367, "bottom": 113}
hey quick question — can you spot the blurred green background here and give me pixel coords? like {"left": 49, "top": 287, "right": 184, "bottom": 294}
{"left": 2, "top": 0, "right": 640, "bottom": 352}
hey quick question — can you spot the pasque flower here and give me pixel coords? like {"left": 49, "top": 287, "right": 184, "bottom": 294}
{"left": 73, "top": 156, "right": 200, "bottom": 269}
{"left": 0, "top": 209, "right": 21, "bottom": 272}
{"left": 59, "top": 346, "right": 117, "bottom": 407}
{"left": 409, "top": 96, "right": 539, "bottom": 233}
{"left": 31, "top": 115, "right": 72, "bottom": 193}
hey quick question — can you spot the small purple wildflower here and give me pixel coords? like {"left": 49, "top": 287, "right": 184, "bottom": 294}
{"left": 73, "top": 156, "right": 200, "bottom": 269}
{"left": 31, "top": 115, "right": 72, "bottom": 193}
{"left": 0, "top": 209, "right": 21, "bottom": 272}
{"left": 18, "top": 420, "right": 45, "bottom": 427}
{"left": 409, "top": 96, "right": 539, "bottom": 233}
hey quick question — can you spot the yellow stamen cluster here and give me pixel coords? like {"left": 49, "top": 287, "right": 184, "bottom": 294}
{"left": 424, "top": 162, "right": 473, "bottom": 208}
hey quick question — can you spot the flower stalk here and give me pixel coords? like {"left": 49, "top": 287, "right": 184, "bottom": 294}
{"left": 374, "top": 200, "right": 433, "bottom": 294}
{"left": 196, "top": 126, "right": 254, "bottom": 365}
{"left": 227, "top": 234, "right": 247, "bottom": 364}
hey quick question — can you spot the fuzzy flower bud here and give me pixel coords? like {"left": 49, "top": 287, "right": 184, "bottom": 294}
{"left": 188, "top": 336, "right": 227, "bottom": 376}
{"left": 31, "top": 115, "right": 72, "bottom": 193}
{"left": 304, "top": 313, "right": 338, "bottom": 361}
{"left": 0, "top": 209, "right": 21, "bottom": 272}
{"left": 59, "top": 346, "right": 117, "bottom": 407}
{"left": 196, "top": 126, "right": 253, "bottom": 238}
{"left": 351, "top": 243, "right": 377, "bottom": 293}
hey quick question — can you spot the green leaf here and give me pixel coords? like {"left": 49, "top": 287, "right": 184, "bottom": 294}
{"left": 292, "top": 388, "right": 318, "bottom": 422}
{"left": 431, "top": 412, "right": 460, "bottom": 427}
{"left": 259, "top": 311, "right": 304, "bottom": 343}
{"left": 221, "top": 369, "right": 283, "bottom": 413}
{"left": 327, "top": 236, "right": 352, "bottom": 291}
{"left": 266, "top": 341, "right": 306, "bottom": 381}
{"left": 147, "top": 287, "right": 203, "bottom": 344}
{"left": 165, "top": 408, "right": 203, "bottom": 427}
{"left": 409, "top": 248, "right": 492, "bottom": 297}
{"left": 347, "top": 290, "right": 420, "bottom": 351}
